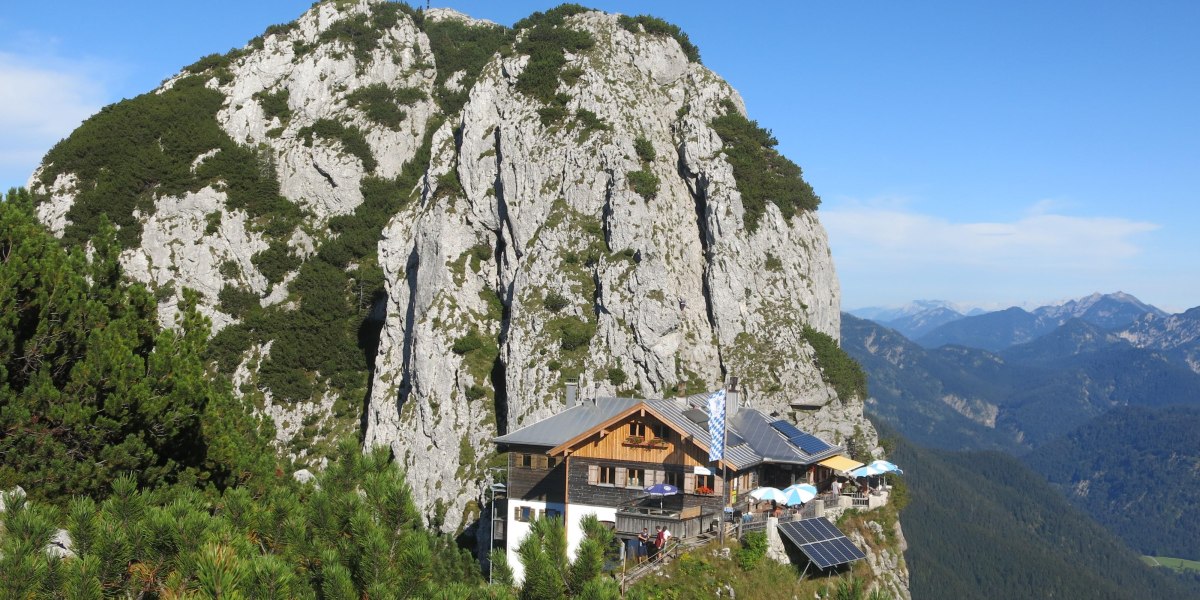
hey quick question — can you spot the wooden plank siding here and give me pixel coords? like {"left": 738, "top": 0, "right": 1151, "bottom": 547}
{"left": 568, "top": 457, "right": 727, "bottom": 515}
{"left": 567, "top": 412, "right": 711, "bottom": 467}
{"left": 506, "top": 449, "right": 566, "bottom": 502}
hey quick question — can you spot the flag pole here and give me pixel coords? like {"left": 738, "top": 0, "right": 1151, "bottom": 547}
{"left": 720, "top": 404, "right": 729, "bottom": 546}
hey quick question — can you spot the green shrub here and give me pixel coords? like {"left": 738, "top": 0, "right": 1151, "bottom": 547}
{"left": 422, "top": 18, "right": 515, "bottom": 114}
{"left": 346, "top": 84, "right": 427, "bottom": 130}
{"left": 513, "top": 4, "right": 595, "bottom": 116}
{"left": 298, "top": 118, "right": 377, "bottom": 172}
{"left": 557, "top": 318, "right": 596, "bottom": 351}
{"left": 607, "top": 367, "right": 627, "bottom": 387}
{"left": 250, "top": 240, "right": 300, "bottom": 285}
{"left": 764, "top": 253, "right": 783, "bottom": 272}
{"left": 469, "top": 243, "right": 492, "bottom": 273}
{"left": 802, "top": 325, "right": 867, "bottom": 402}
{"left": 537, "top": 105, "right": 569, "bottom": 126}
{"left": 254, "top": 88, "right": 291, "bottom": 123}
{"left": 627, "top": 168, "right": 659, "bottom": 200}
{"left": 575, "top": 109, "right": 609, "bottom": 138}
{"left": 634, "top": 136, "right": 656, "bottom": 163}
{"left": 617, "top": 14, "right": 701, "bottom": 63}
{"left": 735, "top": 531, "right": 768, "bottom": 570}
{"left": 432, "top": 170, "right": 464, "bottom": 201}
{"left": 218, "top": 285, "right": 260, "bottom": 318}
{"left": 452, "top": 332, "right": 486, "bottom": 355}
{"left": 710, "top": 105, "right": 820, "bottom": 232}
{"left": 543, "top": 292, "right": 569, "bottom": 312}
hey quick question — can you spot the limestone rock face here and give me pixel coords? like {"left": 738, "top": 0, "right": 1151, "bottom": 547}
{"left": 30, "top": 1, "right": 875, "bottom": 549}
{"left": 363, "top": 10, "right": 851, "bottom": 532}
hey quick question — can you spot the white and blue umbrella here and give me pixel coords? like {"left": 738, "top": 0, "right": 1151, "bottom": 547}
{"left": 849, "top": 464, "right": 885, "bottom": 478}
{"left": 781, "top": 484, "right": 817, "bottom": 506}
{"left": 748, "top": 486, "right": 788, "bottom": 503}
{"left": 867, "top": 460, "right": 903, "bottom": 475}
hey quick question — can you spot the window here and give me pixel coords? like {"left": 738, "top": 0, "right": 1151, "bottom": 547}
{"left": 519, "top": 454, "right": 533, "bottom": 468}
{"left": 627, "top": 468, "right": 645, "bottom": 488}
{"left": 547, "top": 456, "right": 558, "bottom": 468}
{"left": 545, "top": 508, "right": 561, "bottom": 520}
{"left": 629, "top": 422, "right": 647, "bottom": 437}
{"left": 514, "top": 506, "right": 540, "bottom": 522}
{"left": 664, "top": 471, "right": 682, "bottom": 488}
{"left": 695, "top": 474, "right": 715, "bottom": 494}
{"left": 599, "top": 465, "right": 616, "bottom": 485}
{"left": 650, "top": 423, "right": 667, "bottom": 441}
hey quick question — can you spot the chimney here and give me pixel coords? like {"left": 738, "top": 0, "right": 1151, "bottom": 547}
{"left": 566, "top": 380, "right": 579, "bottom": 406}
{"left": 727, "top": 376, "right": 740, "bottom": 416}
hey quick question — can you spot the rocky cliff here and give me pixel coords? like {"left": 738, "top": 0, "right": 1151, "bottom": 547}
{"left": 29, "top": 0, "right": 877, "bottom": 540}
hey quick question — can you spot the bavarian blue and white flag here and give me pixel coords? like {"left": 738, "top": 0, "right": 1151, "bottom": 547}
{"left": 707, "top": 388, "right": 727, "bottom": 461}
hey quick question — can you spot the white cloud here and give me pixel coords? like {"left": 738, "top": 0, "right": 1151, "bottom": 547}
{"left": 821, "top": 199, "right": 1174, "bottom": 310}
{"left": 0, "top": 52, "right": 105, "bottom": 187}
{"left": 822, "top": 202, "right": 1158, "bottom": 270}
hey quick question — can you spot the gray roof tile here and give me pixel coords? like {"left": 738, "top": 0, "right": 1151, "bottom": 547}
{"left": 493, "top": 392, "right": 843, "bottom": 470}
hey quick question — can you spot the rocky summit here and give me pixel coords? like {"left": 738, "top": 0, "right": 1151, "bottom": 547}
{"left": 29, "top": 0, "right": 872, "bottom": 540}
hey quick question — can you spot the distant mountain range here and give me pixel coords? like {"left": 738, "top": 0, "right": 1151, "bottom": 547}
{"left": 851, "top": 292, "right": 1199, "bottom": 361}
{"left": 845, "top": 292, "right": 1200, "bottom": 577}
{"left": 844, "top": 312, "right": 1200, "bottom": 451}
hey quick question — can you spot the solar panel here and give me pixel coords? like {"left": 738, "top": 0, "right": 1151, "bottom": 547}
{"left": 769, "top": 420, "right": 832, "bottom": 454}
{"left": 776, "top": 518, "right": 866, "bottom": 570}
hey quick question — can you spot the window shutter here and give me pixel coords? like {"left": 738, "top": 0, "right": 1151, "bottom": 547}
{"left": 535, "top": 455, "right": 547, "bottom": 469}
{"left": 616, "top": 467, "right": 627, "bottom": 487}
{"left": 654, "top": 470, "right": 664, "bottom": 485}
{"left": 684, "top": 473, "right": 695, "bottom": 494}
{"left": 714, "top": 476, "right": 724, "bottom": 496}
{"left": 588, "top": 464, "right": 599, "bottom": 485}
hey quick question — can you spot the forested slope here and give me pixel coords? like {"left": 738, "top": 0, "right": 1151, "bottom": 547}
{"left": 884, "top": 422, "right": 1200, "bottom": 599}
{"left": 1024, "top": 405, "right": 1200, "bottom": 561}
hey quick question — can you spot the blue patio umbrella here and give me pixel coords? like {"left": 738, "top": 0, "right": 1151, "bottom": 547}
{"left": 645, "top": 483, "right": 679, "bottom": 496}
{"left": 645, "top": 483, "right": 679, "bottom": 508}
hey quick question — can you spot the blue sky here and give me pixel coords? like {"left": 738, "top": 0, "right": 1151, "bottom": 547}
{"left": 3, "top": 1, "right": 1197, "bottom": 311}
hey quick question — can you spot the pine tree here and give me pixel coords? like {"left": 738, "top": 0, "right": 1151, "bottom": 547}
{"left": 0, "top": 190, "right": 274, "bottom": 502}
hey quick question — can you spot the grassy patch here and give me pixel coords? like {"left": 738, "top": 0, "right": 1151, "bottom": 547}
{"left": 1143, "top": 556, "right": 1200, "bottom": 573}
{"left": 627, "top": 538, "right": 884, "bottom": 599}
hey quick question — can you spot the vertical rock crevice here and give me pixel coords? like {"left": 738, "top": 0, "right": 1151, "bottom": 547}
{"left": 678, "top": 148, "right": 725, "bottom": 379}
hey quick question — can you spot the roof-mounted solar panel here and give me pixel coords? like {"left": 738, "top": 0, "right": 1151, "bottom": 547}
{"left": 788, "top": 432, "right": 832, "bottom": 455}
{"left": 770, "top": 420, "right": 832, "bottom": 454}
